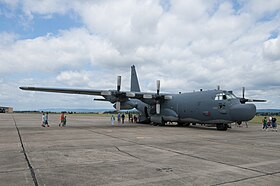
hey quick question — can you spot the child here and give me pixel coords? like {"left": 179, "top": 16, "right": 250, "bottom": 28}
{"left": 41, "top": 112, "right": 45, "bottom": 127}
{"left": 262, "top": 117, "right": 268, "bottom": 131}
{"left": 111, "top": 115, "right": 115, "bottom": 126}
{"left": 62, "top": 116, "right": 67, "bottom": 127}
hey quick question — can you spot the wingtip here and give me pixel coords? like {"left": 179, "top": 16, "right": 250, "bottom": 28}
{"left": 19, "top": 86, "right": 31, "bottom": 90}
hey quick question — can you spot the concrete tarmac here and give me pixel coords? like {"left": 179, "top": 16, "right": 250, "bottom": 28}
{"left": 0, "top": 113, "right": 279, "bottom": 186}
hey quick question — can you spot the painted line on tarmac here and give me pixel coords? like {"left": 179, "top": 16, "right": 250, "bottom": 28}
{"left": 12, "top": 115, "right": 39, "bottom": 186}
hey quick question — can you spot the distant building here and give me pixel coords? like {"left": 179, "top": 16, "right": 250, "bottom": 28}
{"left": 0, "top": 106, "right": 13, "bottom": 113}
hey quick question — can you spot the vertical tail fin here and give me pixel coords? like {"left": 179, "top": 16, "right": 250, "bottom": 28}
{"left": 130, "top": 65, "right": 141, "bottom": 92}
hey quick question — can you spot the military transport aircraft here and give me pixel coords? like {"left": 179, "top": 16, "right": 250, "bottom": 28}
{"left": 20, "top": 65, "right": 265, "bottom": 131}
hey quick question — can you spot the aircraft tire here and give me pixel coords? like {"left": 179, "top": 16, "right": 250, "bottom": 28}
{"left": 158, "top": 121, "right": 166, "bottom": 126}
{"left": 177, "top": 122, "right": 184, "bottom": 127}
{"left": 216, "top": 124, "right": 228, "bottom": 131}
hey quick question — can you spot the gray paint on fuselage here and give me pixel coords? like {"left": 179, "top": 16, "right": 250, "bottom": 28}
{"left": 159, "top": 90, "right": 244, "bottom": 124}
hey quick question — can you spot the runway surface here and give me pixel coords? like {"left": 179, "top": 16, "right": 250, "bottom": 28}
{"left": 0, "top": 113, "right": 279, "bottom": 186}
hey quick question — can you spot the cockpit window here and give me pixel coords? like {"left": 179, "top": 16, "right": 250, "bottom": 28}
{"left": 215, "top": 92, "right": 236, "bottom": 100}
{"left": 226, "top": 93, "right": 236, "bottom": 99}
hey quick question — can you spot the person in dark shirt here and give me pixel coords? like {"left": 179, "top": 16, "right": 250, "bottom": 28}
{"left": 262, "top": 117, "right": 268, "bottom": 131}
{"left": 271, "top": 117, "right": 277, "bottom": 132}
{"left": 121, "top": 113, "right": 125, "bottom": 124}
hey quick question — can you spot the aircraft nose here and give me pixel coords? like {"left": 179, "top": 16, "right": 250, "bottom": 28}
{"left": 229, "top": 104, "right": 256, "bottom": 122}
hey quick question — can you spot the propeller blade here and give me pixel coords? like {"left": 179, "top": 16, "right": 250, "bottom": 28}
{"left": 156, "top": 103, "right": 160, "bottom": 114}
{"left": 117, "top": 76, "right": 121, "bottom": 92}
{"left": 251, "top": 99, "right": 267, "bottom": 102}
{"left": 156, "top": 80, "right": 160, "bottom": 95}
{"left": 239, "top": 87, "right": 266, "bottom": 103}
{"left": 115, "top": 101, "right": 121, "bottom": 111}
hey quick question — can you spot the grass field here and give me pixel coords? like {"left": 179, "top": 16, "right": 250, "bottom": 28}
{"left": 250, "top": 115, "right": 280, "bottom": 124}
{"left": 71, "top": 113, "right": 279, "bottom": 125}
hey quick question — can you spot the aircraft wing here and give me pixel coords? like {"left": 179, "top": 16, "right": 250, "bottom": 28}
{"left": 19, "top": 87, "right": 172, "bottom": 100}
{"left": 19, "top": 86, "right": 172, "bottom": 113}
{"left": 19, "top": 87, "right": 108, "bottom": 96}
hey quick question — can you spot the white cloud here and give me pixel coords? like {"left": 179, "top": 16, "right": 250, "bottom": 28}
{"left": 263, "top": 37, "right": 280, "bottom": 60}
{"left": 56, "top": 71, "right": 90, "bottom": 86}
{"left": 0, "top": 28, "right": 125, "bottom": 74}
{"left": 1, "top": 0, "right": 280, "bottom": 109}
{"left": 244, "top": 0, "right": 280, "bottom": 18}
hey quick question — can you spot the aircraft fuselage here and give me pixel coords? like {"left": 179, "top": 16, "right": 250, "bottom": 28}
{"left": 137, "top": 89, "right": 256, "bottom": 126}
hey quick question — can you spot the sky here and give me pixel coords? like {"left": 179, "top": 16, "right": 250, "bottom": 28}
{"left": 0, "top": 0, "right": 280, "bottom": 110}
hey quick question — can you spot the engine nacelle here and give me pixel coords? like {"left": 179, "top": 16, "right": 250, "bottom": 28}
{"left": 113, "top": 100, "right": 137, "bottom": 110}
{"left": 150, "top": 108, "right": 179, "bottom": 124}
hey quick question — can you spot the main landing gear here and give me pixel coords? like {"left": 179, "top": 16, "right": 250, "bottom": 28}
{"left": 216, "top": 124, "right": 229, "bottom": 131}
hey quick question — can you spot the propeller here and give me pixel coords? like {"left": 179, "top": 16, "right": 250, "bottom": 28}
{"left": 117, "top": 76, "right": 121, "bottom": 92}
{"left": 105, "top": 76, "right": 123, "bottom": 111}
{"left": 155, "top": 80, "right": 161, "bottom": 114}
{"left": 142, "top": 80, "right": 172, "bottom": 114}
{"left": 239, "top": 87, "right": 266, "bottom": 104}
{"left": 115, "top": 76, "right": 122, "bottom": 111}
{"left": 240, "top": 87, "right": 248, "bottom": 104}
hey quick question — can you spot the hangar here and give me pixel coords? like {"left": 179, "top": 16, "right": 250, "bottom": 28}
{"left": 0, "top": 106, "right": 13, "bottom": 113}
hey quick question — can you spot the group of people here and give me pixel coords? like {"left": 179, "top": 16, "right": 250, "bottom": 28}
{"left": 41, "top": 112, "right": 67, "bottom": 127}
{"left": 128, "top": 113, "right": 138, "bottom": 123}
{"left": 111, "top": 113, "right": 125, "bottom": 125}
{"left": 262, "top": 116, "right": 277, "bottom": 131}
{"left": 111, "top": 113, "right": 139, "bottom": 125}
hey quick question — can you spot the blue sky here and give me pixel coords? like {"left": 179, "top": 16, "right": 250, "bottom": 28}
{"left": 0, "top": 0, "right": 280, "bottom": 110}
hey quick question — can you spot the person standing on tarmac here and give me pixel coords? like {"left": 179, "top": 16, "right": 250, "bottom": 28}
{"left": 272, "top": 117, "right": 277, "bottom": 132}
{"left": 59, "top": 112, "right": 64, "bottom": 127}
{"left": 262, "top": 117, "right": 268, "bottom": 131}
{"left": 41, "top": 112, "right": 45, "bottom": 127}
{"left": 45, "top": 112, "right": 50, "bottom": 127}
{"left": 117, "top": 113, "right": 121, "bottom": 124}
{"left": 111, "top": 114, "right": 115, "bottom": 126}
{"left": 62, "top": 116, "right": 67, "bottom": 127}
{"left": 121, "top": 113, "right": 125, "bottom": 124}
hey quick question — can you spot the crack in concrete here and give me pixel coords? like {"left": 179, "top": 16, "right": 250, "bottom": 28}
{"left": 77, "top": 127, "right": 280, "bottom": 185}
{"left": 211, "top": 171, "right": 280, "bottom": 186}
{"left": 12, "top": 115, "right": 39, "bottom": 186}
{"left": 114, "top": 146, "right": 141, "bottom": 160}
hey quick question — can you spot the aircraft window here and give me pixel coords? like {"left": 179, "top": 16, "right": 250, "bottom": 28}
{"left": 215, "top": 93, "right": 227, "bottom": 100}
{"left": 215, "top": 92, "right": 237, "bottom": 100}
{"left": 226, "top": 93, "right": 237, "bottom": 99}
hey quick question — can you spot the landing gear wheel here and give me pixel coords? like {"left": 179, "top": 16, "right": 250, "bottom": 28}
{"left": 177, "top": 122, "right": 184, "bottom": 127}
{"left": 158, "top": 121, "right": 166, "bottom": 126}
{"left": 216, "top": 124, "right": 228, "bottom": 131}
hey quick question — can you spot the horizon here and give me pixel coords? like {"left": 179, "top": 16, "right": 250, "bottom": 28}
{"left": 13, "top": 107, "right": 280, "bottom": 112}
{"left": 0, "top": 1, "right": 279, "bottom": 110}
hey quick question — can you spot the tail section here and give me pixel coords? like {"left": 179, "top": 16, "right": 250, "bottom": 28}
{"left": 130, "top": 65, "right": 141, "bottom": 92}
